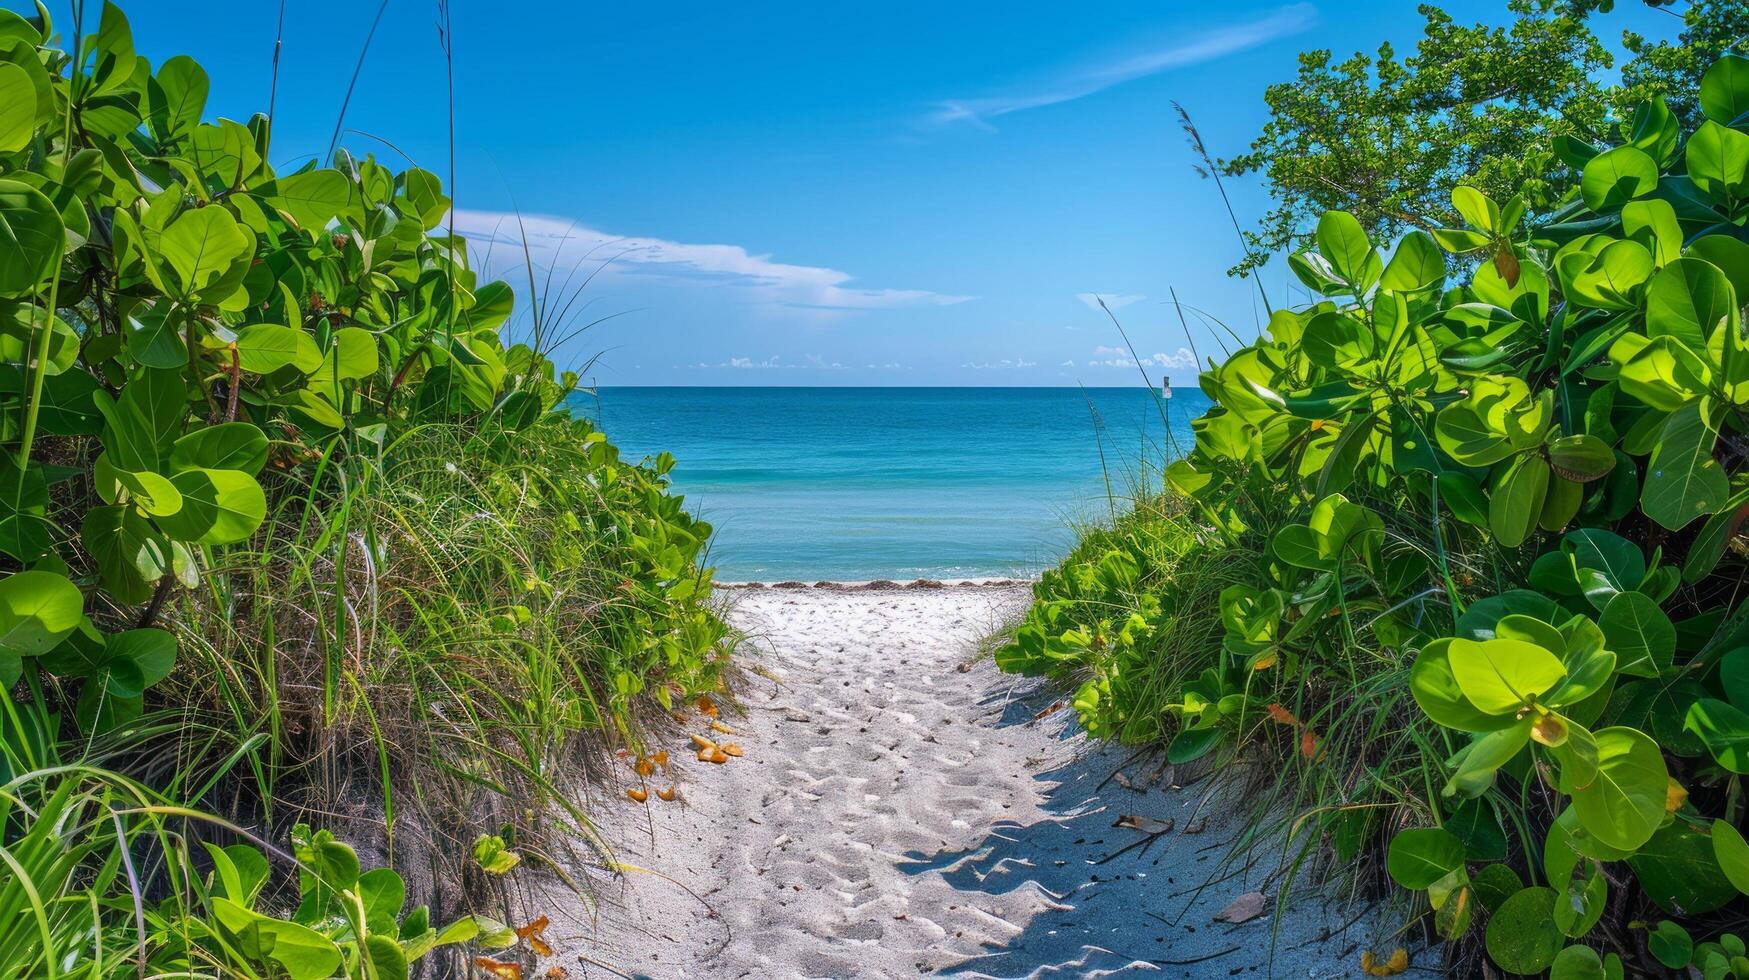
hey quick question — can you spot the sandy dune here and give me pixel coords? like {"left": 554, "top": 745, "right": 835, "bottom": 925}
{"left": 548, "top": 583, "right": 1390, "bottom": 979}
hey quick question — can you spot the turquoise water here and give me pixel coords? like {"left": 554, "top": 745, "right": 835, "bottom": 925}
{"left": 569, "top": 387, "right": 1207, "bottom": 581}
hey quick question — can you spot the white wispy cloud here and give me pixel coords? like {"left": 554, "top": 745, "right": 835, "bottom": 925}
{"left": 695, "top": 354, "right": 847, "bottom": 370}
{"left": 963, "top": 357, "right": 1039, "bottom": 370}
{"left": 1088, "top": 346, "right": 1198, "bottom": 370}
{"left": 1077, "top": 293, "right": 1145, "bottom": 311}
{"left": 452, "top": 210, "right": 975, "bottom": 312}
{"left": 923, "top": 5, "right": 1317, "bottom": 131}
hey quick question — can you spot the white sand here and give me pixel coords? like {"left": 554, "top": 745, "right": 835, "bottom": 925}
{"left": 542, "top": 583, "right": 1391, "bottom": 979}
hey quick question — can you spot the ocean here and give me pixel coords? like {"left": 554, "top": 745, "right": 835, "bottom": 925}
{"left": 568, "top": 387, "right": 1207, "bottom": 581}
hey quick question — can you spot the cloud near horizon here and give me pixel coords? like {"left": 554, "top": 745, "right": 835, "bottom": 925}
{"left": 1088, "top": 345, "right": 1197, "bottom": 370}
{"left": 452, "top": 210, "right": 975, "bottom": 313}
{"left": 924, "top": 4, "right": 1317, "bottom": 131}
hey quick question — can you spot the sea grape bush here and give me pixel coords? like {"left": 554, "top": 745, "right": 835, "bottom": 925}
{"left": 1001, "top": 53, "right": 1749, "bottom": 974}
{"left": 0, "top": 0, "right": 722, "bottom": 732}
{"left": 0, "top": 3, "right": 726, "bottom": 974}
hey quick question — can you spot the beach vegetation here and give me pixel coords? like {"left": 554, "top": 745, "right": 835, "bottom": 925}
{"left": 1219, "top": 0, "right": 1748, "bottom": 278}
{"left": 1002, "top": 46, "right": 1749, "bottom": 976}
{"left": 0, "top": 2, "right": 726, "bottom": 974}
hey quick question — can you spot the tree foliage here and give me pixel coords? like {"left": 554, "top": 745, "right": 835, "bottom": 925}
{"left": 1219, "top": 0, "right": 1747, "bottom": 278}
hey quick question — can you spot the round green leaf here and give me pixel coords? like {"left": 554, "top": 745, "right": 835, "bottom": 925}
{"left": 1629, "top": 818, "right": 1739, "bottom": 915}
{"left": 155, "top": 467, "right": 265, "bottom": 545}
{"left": 271, "top": 169, "right": 354, "bottom": 231}
{"left": 1314, "top": 210, "right": 1378, "bottom": 288}
{"left": 1647, "top": 257, "right": 1736, "bottom": 349}
{"left": 1472, "top": 862, "right": 1522, "bottom": 913}
{"left": 0, "top": 178, "right": 64, "bottom": 296}
{"left": 1546, "top": 434, "right": 1615, "bottom": 483}
{"left": 1688, "top": 120, "right": 1749, "bottom": 208}
{"left": 1649, "top": 920, "right": 1694, "bottom": 970}
{"left": 157, "top": 205, "right": 253, "bottom": 303}
{"left": 1720, "top": 646, "right": 1749, "bottom": 711}
{"left": 1570, "top": 726, "right": 1667, "bottom": 851}
{"left": 1643, "top": 399, "right": 1728, "bottom": 532}
{"left": 1684, "top": 697, "right": 1749, "bottom": 773}
{"left": 1448, "top": 637, "right": 1566, "bottom": 714}
{"left": 1598, "top": 591, "right": 1675, "bottom": 679}
{"left": 1411, "top": 638, "right": 1520, "bottom": 731}
{"left": 1550, "top": 945, "right": 1604, "bottom": 980}
{"left": 1580, "top": 146, "right": 1658, "bottom": 213}
{"left": 170, "top": 422, "right": 269, "bottom": 475}
{"left": 1701, "top": 54, "right": 1749, "bottom": 126}
{"left": 0, "top": 62, "right": 36, "bottom": 153}
{"left": 1711, "top": 819, "right": 1749, "bottom": 895}
{"left": 234, "top": 322, "right": 322, "bottom": 374}
{"left": 1380, "top": 230, "right": 1445, "bottom": 293}
{"left": 1489, "top": 454, "right": 1549, "bottom": 548}
{"left": 0, "top": 569, "right": 82, "bottom": 656}
{"left": 1387, "top": 827, "right": 1466, "bottom": 889}
{"left": 1484, "top": 886, "right": 1563, "bottom": 975}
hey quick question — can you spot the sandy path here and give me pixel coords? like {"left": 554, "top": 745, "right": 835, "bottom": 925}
{"left": 550, "top": 584, "right": 1386, "bottom": 979}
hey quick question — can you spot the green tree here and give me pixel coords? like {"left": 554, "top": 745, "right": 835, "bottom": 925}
{"left": 1217, "top": 0, "right": 1744, "bottom": 278}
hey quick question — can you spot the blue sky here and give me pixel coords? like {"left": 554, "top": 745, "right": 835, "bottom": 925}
{"left": 65, "top": 1, "right": 1683, "bottom": 385}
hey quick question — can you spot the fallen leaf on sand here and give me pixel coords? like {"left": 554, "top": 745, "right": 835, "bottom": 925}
{"left": 544, "top": 969, "right": 569, "bottom": 980}
{"left": 690, "top": 734, "right": 718, "bottom": 751}
{"left": 625, "top": 788, "right": 648, "bottom": 803}
{"left": 657, "top": 786, "right": 679, "bottom": 801}
{"left": 721, "top": 743, "right": 744, "bottom": 757}
{"left": 652, "top": 750, "right": 669, "bottom": 769}
{"left": 473, "top": 958, "right": 522, "bottom": 980}
{"left": 1183, "top": 817, "right": 1208, "bottom": 835}
{"left": 633, "top": 756, "right": 654, "bottom": 777}
{"left": 710, "top": 720, "right": 735, "bottom": 734}
{"left": 517, "top": 915, "right": 554, "bottom": 956}
{"left": 1112, "top": 771, "right": 1136, "bottom": 791}
{"left": 1361, "top": 948, "right": 1409, "bottom": 976}
{"left": 955, "top": 663, "right": 972, "bottom": 673}
{"left": 1112, "top": 814, "right": 1174, "bottom": 834}
{"left": 1213, "top": 891, "right": 1268, "bottom": 923}
{"left": 697, "top": 695, "right": 719, "bottom": 717}
{"left": 698, "top": 746, "right": 729, "bottom": 764}
{"left": 1031, "top": 700, "right": 1065, "bottom": 722}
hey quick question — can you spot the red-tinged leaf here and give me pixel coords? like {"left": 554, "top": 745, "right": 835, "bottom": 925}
{"left": 1266, "top": 703, "right": 1300, "bottom": 726}
{"left": 1494, "top": 244, "right": 1520, "bottom": 288}
{"left": 474, "top": 958, "right": 523, "bottom": 980}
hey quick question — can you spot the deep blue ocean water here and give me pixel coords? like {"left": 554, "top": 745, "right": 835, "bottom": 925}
{"left": 568, "top": 387, "right": 1208, "bottom": 581}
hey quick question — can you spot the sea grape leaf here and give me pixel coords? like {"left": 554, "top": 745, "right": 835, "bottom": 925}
{"left": 1570, "top": 727, "right": 1667, "bottom": 851}
{"left": 1387, "top": 827, "right": 1467, "bottom": 889}
{"left": 1484, "top": 886, "right": 1563, "bottom": 975}
{"left": 1643, "top": 399, "right": 1728, "bottom": 530}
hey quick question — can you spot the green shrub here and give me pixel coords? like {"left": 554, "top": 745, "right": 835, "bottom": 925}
{"left": 0, "top": 2, "right": 725, "bottom": 974}
{"left": 1002, "top": 52, "right": 1749, "bottom": 976}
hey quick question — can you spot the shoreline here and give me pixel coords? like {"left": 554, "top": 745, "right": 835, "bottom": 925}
{"left": 717, "top": 576, "right": 1035, "bottom": 590}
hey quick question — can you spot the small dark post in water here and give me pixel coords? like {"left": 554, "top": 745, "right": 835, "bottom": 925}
{"left": 1161, "top": 377, "right": 1172, "bottom": 400}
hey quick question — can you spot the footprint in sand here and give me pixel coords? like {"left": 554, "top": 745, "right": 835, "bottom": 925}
{"left": 539, "top": 583, "right": 1384, "bottom": 979}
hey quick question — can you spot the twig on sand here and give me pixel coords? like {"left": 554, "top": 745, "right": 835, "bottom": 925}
{"left": 1096, "top": 821, "right": 1175, "bottom": 865}
{"left": 1152, "top": 945, "right": 1241, "bottom": 966}
{"left": 612, "top": 860, "right": 733, "bottom": 958}
{"left": 1093, "top": 748, "right": 1152, "bottom": 793}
